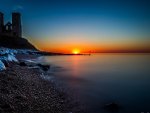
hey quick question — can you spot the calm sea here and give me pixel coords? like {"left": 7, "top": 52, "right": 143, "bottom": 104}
{"left": 38, "top": 53, "right": 150, "bottom": 113}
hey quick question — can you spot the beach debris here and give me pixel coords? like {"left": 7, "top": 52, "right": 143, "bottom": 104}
{"left": 104, "top": 102, "right": 120, "bottom": 111}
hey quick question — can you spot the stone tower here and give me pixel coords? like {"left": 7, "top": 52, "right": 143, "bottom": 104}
{"left": 12, "top": 12, "right": 22, "bottom": 37}
{"left": 0, "top": 12, "right": 4, "bottom": 34}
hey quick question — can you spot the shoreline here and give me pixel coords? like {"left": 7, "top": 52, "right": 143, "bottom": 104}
{"left": 0, "top": 55, "right": 86, "bottom": 113}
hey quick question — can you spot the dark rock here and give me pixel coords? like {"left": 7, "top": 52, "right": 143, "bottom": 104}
{"left": 0, "top": 104, "right": 14, "bottom": 112}
{"left": 104, "top": 102, "right": 120, "bottom": 111}
{"left": 19, "top": 62, "right": 27, "bottom": 66}
{"left": 37, "top": 64, "right": 50, "bottom": 71}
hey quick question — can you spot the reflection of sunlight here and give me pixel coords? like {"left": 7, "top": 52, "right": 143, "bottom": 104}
{"left": 72, "top": 56, "right": 80, "bottom": 76}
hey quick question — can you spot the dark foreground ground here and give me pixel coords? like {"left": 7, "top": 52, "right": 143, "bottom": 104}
{"left": 0, "top": 62, "right": 86, "bottom": 113}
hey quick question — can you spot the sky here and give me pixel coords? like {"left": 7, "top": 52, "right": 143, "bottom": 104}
{"left": 0, "top": 0, "right": 150, "bottom": 53}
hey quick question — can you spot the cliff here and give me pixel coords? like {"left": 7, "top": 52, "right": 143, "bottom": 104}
{"left": 0, "top": 35, "right": 37, "bottom": 50}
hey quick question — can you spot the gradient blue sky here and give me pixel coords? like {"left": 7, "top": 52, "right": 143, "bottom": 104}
{"left": 0, "top": 0, "right": 150, "bottom": 52}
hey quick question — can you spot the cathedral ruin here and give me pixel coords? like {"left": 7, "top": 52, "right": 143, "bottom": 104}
{"left": 0, "top": 12, "right": 22, "bottom": 37}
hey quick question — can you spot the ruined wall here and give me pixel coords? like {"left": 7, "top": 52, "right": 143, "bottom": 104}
{"left": 12, "top": 13, "right": 22, "bottom": 37}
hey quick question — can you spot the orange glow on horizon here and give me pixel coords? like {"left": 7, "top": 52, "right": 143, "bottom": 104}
{"left": 31, "top": 38, "right": 150, "bottom": 53}
{"left": 72, "top": 49, "right": 80, "bottom": 54}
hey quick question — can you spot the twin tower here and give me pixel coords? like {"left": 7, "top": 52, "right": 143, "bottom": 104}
{"left": 0, "top": 12, "right": 22, "bottom": 37}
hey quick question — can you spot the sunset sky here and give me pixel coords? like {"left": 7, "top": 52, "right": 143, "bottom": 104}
{"left": 0, "top": 0, "right": 150, "bottom": 53}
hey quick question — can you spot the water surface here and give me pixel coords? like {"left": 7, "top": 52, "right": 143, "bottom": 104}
{"left": 38, "top": 54, "right": 150, "bottom": 113}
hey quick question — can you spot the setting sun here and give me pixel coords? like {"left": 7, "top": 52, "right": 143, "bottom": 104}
{"left": 72, "top": 49, "right": 80, "bottom": 54}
